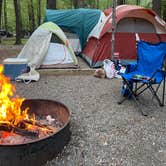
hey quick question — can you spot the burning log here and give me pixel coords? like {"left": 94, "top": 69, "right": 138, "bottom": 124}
{"left": 0, "top": 123, "right": 39, "bottom": 137}
{"left": 0, "top": 119, "right": 57, "bottom": 138}
{"left": 22, "top": 119, "right": 58, "bottom": 133}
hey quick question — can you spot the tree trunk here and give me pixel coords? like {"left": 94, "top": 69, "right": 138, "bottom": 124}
{"left": 37, "top": 0, "right": 41, "bottom": 26}
{"left": 96, "top": 0, "right": 99, "bottom": 9}
{"left": 117, "top": 0, "right": 125, "bottom": 5}
{"left": 47, "top": 0, "right": 56, "bottom": 9}
{"left": 0, "top": 0, "right": 2, "bottom": 29}
{"left": 71, "top": 0, "right": 72, "bottom": 8}
{"left": 14, "top": 0, "right": 21, "bottom": 44}
{"left": 80, "top": 0, "right": 85, "bottom": 7}
{"left": 152, "top": 0, "right": 161, "bottom": 17}
{"left": 73, "top": 0, "right": 78, "bottom": 8}
{"left": 73, "top": 0, "right": 85, "bottom": 8}
{"left": 28, "top": 0, "right": 35, "bottom": 34}
{"left": 136, "top": 0, "right": 140, "bottom": 5}
{"left": 91, "top": 0, "right": 95, "bottom": 8}
{"left": 4, "top": 0, "right": 7, "bottom": 31}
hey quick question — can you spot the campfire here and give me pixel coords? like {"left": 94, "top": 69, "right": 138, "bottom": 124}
{"left": 0, "top": 64, "right": 71, "bottom": 165}
{"left": 0, "top": 65, "right": 62, "bottom": 144}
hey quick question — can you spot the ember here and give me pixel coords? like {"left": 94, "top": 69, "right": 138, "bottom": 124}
{"left": 0, "top": 65, "right": 60, "bottom": 144}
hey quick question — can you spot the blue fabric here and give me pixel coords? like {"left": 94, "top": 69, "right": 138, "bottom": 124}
{"left": 122, "top": 41, "right": 166, "bottom": 84}
{"left": 121, "top": 62, "right": 136, "bottom": 96}
{"left": 44, "top": 8, "right": 101, "bottom": 49}
{"left": 121, "top": 81, "right": 133, "bottom": 97}
{"left": 125, "top": 62, "right": 137, "bottom": 73}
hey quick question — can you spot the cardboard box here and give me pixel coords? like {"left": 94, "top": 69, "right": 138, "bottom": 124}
{"left": 3, "top": 58, "right": 28, "bottom": 80}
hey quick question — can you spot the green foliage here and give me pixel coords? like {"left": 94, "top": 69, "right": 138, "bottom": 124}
{"left": 56, "top": 0, "right": 111, "bottom": 9}
{"left": 162, "top": 0, "right": 166, "bottom": 20}
{"left": 21, "top": 0, "right": 29, "bottom": 32}
{"left": 1, "top": 37, "right": 27, "bottom": 45}
{"left": 57, "top": 0, "right": 72, "bottom": 9}
{"left": 5, "top": 0, "right": 15, "bottom": 32}
{"left": 1, "top": 0, "right": 46, "bottom": 33}
{"left": 125, "top": 0, "right": 152, "bottom": 8}
{"left": 1, "top": 0, "right": 165, "bottom": 35}
{"left": 140, "top": 0, "right": 152, "bottom": 8}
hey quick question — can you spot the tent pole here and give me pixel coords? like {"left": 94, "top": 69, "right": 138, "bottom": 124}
{"left": 111, "top": 0, "right": 116, "bottom": 61}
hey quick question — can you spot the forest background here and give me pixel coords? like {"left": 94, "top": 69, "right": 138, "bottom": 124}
{"left": 0, "top": 0, "right": 166, "bottom": 44}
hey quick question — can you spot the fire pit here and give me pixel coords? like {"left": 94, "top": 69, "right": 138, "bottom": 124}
{"left": 0, "top": 99, "right": 71, "bottom": 166}
{"left": 0, "top": 65, "right": 71, "bottom": 166}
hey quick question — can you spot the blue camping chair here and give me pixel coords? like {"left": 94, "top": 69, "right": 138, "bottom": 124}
{"left": 118, "top": 41, "right": 166, "bottom": 115}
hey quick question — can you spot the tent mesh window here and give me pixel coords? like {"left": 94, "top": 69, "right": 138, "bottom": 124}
{"left": 116, "top": 18, "right": 156, "bottom": 33}
{"left": 51, "top": 34, "right": 64, "bottom": 44}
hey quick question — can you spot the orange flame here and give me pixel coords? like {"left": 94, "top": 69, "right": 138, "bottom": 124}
{"left": 0, "top": 65, "right": 31, "bottom": 125}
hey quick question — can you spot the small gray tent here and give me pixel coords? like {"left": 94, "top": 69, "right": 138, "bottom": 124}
{"left": 18, "top": 22, "right": 78, "bottom": 69}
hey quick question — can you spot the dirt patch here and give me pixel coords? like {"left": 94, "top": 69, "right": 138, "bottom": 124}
{"left": 0, "top": 45, "right": 23, "bottom": 63}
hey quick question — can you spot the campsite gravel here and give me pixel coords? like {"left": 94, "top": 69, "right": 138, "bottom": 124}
{"left": 15, "top": 74, "right": 166, "bottom": 166}
{"left": 1, "top": 45, "right": 166, "bottom": 166}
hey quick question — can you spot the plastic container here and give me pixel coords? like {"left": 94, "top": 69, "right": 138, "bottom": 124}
{"left": 3, "top": 58, "right": 28, "bottom": 80}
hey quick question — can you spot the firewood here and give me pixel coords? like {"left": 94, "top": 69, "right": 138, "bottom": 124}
{"left": 0, "top": 123, "right": 39, "bottom": 137}
{"left": 22, "top": 119, "right": 57, "bottom": 132}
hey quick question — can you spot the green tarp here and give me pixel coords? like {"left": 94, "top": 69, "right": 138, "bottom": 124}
{"left": 45, "top": 8, "right": 101, "bottom": 49}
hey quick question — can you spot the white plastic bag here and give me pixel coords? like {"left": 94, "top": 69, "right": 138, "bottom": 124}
{"left": 15, "top": 65, "right": 40, "bottom": 84}
{"left": 103, "top": 59, "right": 115, "bottom": 79}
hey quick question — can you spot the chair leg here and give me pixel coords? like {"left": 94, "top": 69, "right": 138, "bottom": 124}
{"left": 118, "top": 80, "right": 133, "bottom": 104}
{"left": 128, "top": 88, "right": 148, "bottom": 116}
{"left": 148, "top": 77, "right": 165, "bottom": 106}
{"left": 119, "top": 78, "right": 148, "bottom": 116}
{"left": 149, "top": 86, "right": 163, "bottom": 106}
{"left": 118, "top": 96, "right": 128, "bottom": 104}
{"left": 162, "top": 77, "right": 165, "bottom": 106}
{"left": 136, "top": 76, "right": 166, "bottom": 107}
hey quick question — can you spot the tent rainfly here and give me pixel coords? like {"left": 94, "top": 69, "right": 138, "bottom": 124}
{"left": 18, "top": 22, "right": 78, "bottom": 69}
{"left": 44, "top": 8, "right": 102, "bottom": 49}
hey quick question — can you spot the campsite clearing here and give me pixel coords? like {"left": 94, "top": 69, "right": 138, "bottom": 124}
{"left": 1, "top": 45, "right": 166, "bottom": 165}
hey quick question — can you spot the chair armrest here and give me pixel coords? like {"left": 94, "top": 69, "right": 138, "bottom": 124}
{"left": 146, "top": 69, "right": 166, "bottom": 83}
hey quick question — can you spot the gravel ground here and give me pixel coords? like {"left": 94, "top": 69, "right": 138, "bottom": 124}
{"left": 15, "top": 74, "right": 166, "bottom": 166}
{"left": 1, "top": 45, "right": 166, "bottom": 166}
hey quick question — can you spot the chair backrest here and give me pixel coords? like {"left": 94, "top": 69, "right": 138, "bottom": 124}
{"left": 136, "top": 41, "right": 166, "bottom": 76}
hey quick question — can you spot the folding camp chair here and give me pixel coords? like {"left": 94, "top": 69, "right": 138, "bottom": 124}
{"left": 118, "top": 41, "right": 166, "bottom": 116}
